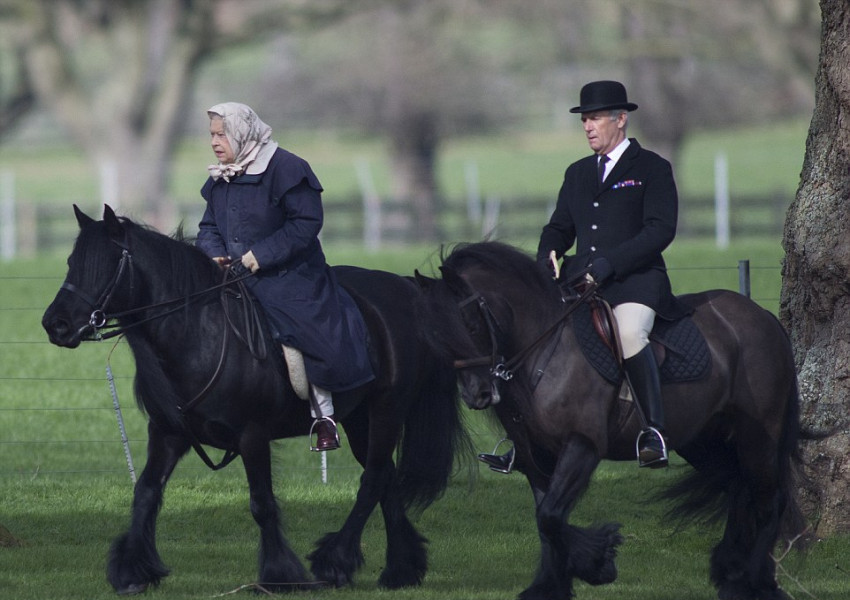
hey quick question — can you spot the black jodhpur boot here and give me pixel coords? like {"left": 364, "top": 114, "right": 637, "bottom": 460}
{"left": 477, "top": 447, "right": 515, "bottom": 474}
{"left": 624, "top": 346, "right": 668, "bottom": 468}
{"left": 477, "top": 439, "right": 515, "bottom": 474}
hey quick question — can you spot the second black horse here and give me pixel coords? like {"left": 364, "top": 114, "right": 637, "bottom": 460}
{"left": 416, "top": 241, "right": 808, "bottom": 600}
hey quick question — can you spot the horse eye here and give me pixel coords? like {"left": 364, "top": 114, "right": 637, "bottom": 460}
{"left": 462, "top": 316, "right": 481, "bottom": 336}
{"left": 469, "top": 321, "right": 490, "bottom": 344}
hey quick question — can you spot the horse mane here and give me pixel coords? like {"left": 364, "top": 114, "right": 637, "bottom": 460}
{"left": 102, "top": 217, "right": 235, "bottom": 427}
{"left": 120, "top": 217, "right": 222, "bottom": 299}
{"left": 418, "top": 240, "right": 561, "bottom": 378}
{"left": 417, "top": 241, "right": 565, "bottom": 440}
{"left": 440, "top": 241, "right": 557, "bottom": 301}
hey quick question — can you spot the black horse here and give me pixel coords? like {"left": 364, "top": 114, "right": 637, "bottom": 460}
{"left": 416, "top": 241, "right": 807, "bottom": 600}
{"left": 42, "top": 205, "right": 468, "bottom": 594}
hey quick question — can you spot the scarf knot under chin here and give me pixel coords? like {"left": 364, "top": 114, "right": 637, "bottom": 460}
{"left": 207, "top": 162, "right": 245, "bottom": 182}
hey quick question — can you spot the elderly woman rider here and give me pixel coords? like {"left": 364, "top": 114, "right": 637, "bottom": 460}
{"left": 197, "top": 102, "right": 374, "bottom": 451}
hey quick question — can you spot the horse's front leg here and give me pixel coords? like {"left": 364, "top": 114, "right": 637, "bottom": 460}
{"left": 520, "top": 433, "right": 623, "bottom": 600}
{"left": 107, "top": 422, "right": 189, "bottom": 594}
{"left": 239, "top": 421, "right": 313, "bottom": 591}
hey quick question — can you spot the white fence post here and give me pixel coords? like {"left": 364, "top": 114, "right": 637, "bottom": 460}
{"left": 465, "top": 160, "right": 481, "bottom": 224}
{"left": 100, "top": 159, "right": 119, "bottom": 211}
{"left": 1, "top": 170, "right": 15, "bottom": 261}
{"left": 355, "top": 158, "right": 381, "bottom": 252}
{"left": 482, "top": 196, "right": 500, "bottom": 238}
{"left": 714, "top": 152, "right": 730, "bottom": 249}
{"left": 738, "top": 259, "right": 751, "bottom": 298}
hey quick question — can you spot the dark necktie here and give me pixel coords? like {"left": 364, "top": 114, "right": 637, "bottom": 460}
{"left": 597, "top": 154, "right": 609, "bottom": 188}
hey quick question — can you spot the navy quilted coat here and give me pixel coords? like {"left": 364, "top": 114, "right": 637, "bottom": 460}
{"left": 197, "top": 147, "right": 374, "bottom": 392}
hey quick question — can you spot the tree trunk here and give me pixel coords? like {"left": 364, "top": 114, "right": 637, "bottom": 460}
{"left": 780, "top": 0, "right": 850, "bottom": 535}
{"left": 622, "top": 4, "right": 691, "bottom": 168}
{"left": 20, "top": 0, "right": 210, "bottom": 227}
{"left": 388, "top": 112, "right": 441, "bottom": 242}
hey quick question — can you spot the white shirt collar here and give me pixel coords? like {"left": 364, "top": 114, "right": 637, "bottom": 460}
{"left": 599, "top": 138, "right": 630, "bottom": 182}
{"left": 603, "top": 138, "right": 630, "bottom": 165}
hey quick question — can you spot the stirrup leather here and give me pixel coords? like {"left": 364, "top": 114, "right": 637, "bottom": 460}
{"left": 309, "top": 416, "right": 340, "bottom": 452}
{"left": 636, "top": 427, "right": 668, "bottom": 468}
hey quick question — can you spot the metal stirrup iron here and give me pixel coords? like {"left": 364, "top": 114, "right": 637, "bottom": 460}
{"left": 309, "top": 416, "right": 340, "bottom": 452}
{"left": 635, "top": 426, "right": 668, "bottom": 468}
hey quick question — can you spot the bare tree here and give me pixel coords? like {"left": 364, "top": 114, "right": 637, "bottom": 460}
{"left": 0, "top": 0, "right": 822, "bottom": 237}
{"left": 275, "top": 0, "right": 818, "bottom": 241}
{"left": 780, "top": 0, "right": 850, "bottom": 535}
{"left": 0, "top": 39, "right": 34, "bottom": 141}
{"left": 0, "top": 0, "right": 373, "bottom": 226}
{"left": 260, "top": 0, "right": 541, "bottom": 241}
{"left": 620, "top": 0, "right": 818, "bottom": 165}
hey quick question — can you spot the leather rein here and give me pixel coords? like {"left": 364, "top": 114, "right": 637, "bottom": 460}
{"left": 452, "top": 278, "right": 599, "bottom": 385}
{"left": 61, "top": 245, "right": 264, "bottom": 470}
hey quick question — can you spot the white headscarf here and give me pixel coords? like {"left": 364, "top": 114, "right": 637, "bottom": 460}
{"left": 206, "top": 102, "right": 279, "bottom": 182}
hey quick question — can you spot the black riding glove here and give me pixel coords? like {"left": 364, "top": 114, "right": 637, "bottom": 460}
{"left": 588, "top": 257, "right": 613, "bottom": 284}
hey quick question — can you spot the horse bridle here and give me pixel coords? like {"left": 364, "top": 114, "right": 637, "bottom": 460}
{"left": 452, "top": 279, "right": 599, "bottom": 396}
{"left": 453, "top": 292, "right": 514, "bottom": 381}
{"left": 59, "top": 242, "right": 262, "bottom": 470}
{"left": 60, "top": 243, "right": 255, "bottom": 342}
{"left": 61, "top": 242, "right": 134, "bottom": 340}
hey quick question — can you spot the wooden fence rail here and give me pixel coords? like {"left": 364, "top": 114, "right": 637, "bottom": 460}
{"left": 1, "top": 193, "right": 791, "bottom": 258}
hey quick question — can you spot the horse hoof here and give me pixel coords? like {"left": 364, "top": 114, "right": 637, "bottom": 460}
{"left": 116, "top": 583, "right": 149, "bottom": 595}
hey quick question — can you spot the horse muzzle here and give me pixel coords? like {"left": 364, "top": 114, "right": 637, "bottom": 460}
{"left": 42, "top": 307, "right": 87, "bottom": 348}
{"left": 459, "top": 371, "right": 502, "bottom": 410}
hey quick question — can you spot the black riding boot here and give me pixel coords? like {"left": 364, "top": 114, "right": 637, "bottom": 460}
{"left": 477, "top": 438, "right": 516, "bottom": 474}
{"left": 624, "top": 346, "right": 668, "bottom": 468}
{"left": 477, "top": 446, "right": 515, "bottom": 474}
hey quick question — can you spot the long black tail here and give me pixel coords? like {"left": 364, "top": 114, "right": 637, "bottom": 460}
{"left": 662, "top": 378, "right": 809, "bottom": 546}
{"left": 775, "top": 376, "right": 809, "bottom": 543}
{"left": 395, "top": 355, "right": 472, "bottom": 512}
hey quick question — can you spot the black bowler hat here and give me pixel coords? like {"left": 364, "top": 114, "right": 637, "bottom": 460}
{"left": 570, "top": 80, "right": 638, "bottom": 113}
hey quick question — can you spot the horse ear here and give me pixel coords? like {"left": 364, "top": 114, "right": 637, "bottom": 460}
{"left": 103, "top": 204, "right": 118, "bottom": 222}
{"left": 438, "top": 265, "right": 468, "bottom": 292}
{"left": 102, "top": 204, "right": 128, "bottom": 247}
{"left": 73, "top": 204, "right": 95, "bottom": 229}
{"left": 413, "top": 269, "right": 435, "bottom": 290}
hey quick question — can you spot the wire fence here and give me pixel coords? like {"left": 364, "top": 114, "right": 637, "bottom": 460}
{"left": 0, "top": 265, "right": 782, "bottom": 482}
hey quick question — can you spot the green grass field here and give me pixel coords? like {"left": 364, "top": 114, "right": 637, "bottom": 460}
{"left": 1, "top": 238, "right": 848, "bottom": 599}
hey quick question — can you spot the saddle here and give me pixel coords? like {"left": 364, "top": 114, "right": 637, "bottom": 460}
{"left": 572, "top": 296, "right": 711, "bottom": 386}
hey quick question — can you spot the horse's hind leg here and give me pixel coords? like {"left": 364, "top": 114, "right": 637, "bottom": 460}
{"left": 309, "top": 456, "right": 425, "bottom": 589}
{"left": 309, "top": 405, "right": 425, "bottom": 589}
{"left": 240, "top": 422, "right": 313, "bottom": 591}
{"left": 712, "top": 489, "right": 789, "bottom": 600}
{"left": 107, "top": 423, "right": 189, "bottom": 594}
{"left": 308, "top": 458, "right": 385, "bottom": 587}
{"left": 308, "top": 407, "right": 373, "bottom": 587}
{"left": 710, "top": 424, "right": 792, "bottom": 600}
